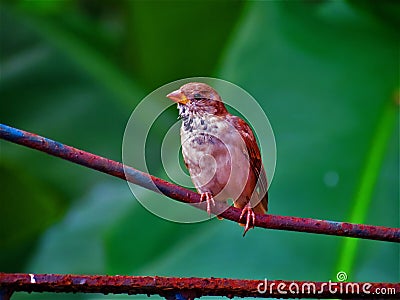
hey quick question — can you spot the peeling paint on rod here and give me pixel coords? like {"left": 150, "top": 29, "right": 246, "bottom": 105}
{"left": 0, "top": 273, "right": 399, "bottom": 299}
{"left": 0, "top": 123, "right": 399, "bottom": 242}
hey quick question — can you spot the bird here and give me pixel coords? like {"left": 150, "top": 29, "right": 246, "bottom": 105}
{"left": 167, "top": 82, "right": 268, "bottom": 236}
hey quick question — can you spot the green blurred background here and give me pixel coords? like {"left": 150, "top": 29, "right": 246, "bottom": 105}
{"left": 0, "top": 1, "right": 399, "bottom": 299}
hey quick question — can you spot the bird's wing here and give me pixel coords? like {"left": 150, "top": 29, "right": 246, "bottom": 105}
{"left": 229, "top": 115, "right": 268, "bottom": 213}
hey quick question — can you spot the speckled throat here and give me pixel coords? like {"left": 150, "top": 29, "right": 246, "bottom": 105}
{"left": 177, "top": 100, "right": 228, "bottom": 133}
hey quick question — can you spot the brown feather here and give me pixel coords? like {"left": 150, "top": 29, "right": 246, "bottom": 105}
{"left": 228, "top": 115, "right": 268, "bottom": 213}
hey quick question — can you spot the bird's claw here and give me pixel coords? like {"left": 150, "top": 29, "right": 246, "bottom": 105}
{"left": 239, "top": 206, "right": 256, "bottom": 237}
{"left": 200, "top": 192, "right": 215, "bottom": 216}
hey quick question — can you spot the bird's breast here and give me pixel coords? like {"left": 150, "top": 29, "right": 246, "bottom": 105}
{"left": 180, "top": 114, "right": 251, "bottom": 201}
{"left": 180, "top": 115, "right": 237, "bottom": 156}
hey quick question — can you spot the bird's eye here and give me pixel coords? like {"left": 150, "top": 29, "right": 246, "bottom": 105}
{"left": 193, "top": 93, "right": 202, "bottom": 100}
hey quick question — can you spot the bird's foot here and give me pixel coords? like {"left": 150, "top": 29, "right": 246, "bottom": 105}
{"left": 239, "top": 206, "right": 256, "bottom": 237}
{"left": 200, "top": 192, "right": 215, "bottom": 216}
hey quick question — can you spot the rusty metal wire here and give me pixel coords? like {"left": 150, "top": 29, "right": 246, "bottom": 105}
{"left": 1, "top": 123, "right": 399, "bottom": 242}
{"left": 0, "top": 273, "right": 399, "bottom": 299}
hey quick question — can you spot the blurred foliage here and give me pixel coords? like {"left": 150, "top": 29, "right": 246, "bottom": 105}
{"left": 0, "top": 1, "right": 398, "bottom": 299}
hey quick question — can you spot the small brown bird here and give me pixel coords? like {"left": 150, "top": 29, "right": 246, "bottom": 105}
{"left": 167, "top": 82, "right": 268, "bottom": 235}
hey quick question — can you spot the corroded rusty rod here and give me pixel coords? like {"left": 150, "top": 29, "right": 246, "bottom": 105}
{"left": 0, "top": 273, "right": 398, "bottom": 299}
{"left": 1, "top": 123, "right": 399, "bottom": 242}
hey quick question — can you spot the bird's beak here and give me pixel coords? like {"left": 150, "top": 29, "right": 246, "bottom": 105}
{"left": 166, "top": 89, "right": 189, "bottom": 105}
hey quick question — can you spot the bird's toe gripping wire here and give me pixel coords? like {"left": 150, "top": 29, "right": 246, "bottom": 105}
{"left": 239, "top": 206, "right": 256, "bottom": 236}
{"left": 200, "top": 192, "right": 216, "bottom": 216}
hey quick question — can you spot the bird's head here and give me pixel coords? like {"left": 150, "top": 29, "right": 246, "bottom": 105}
{"left": 167, "top": 82, "right": 228, "bottom": 119}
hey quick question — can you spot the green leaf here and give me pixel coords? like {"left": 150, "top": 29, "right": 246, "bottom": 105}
{"left": 220, "top": 0, "right": 399, "bottom": 282}
{"left": 25, "top": 183, "right": 133, "bottom": 274}
{"left": 2, "top": 1, "right": 398, "bottom": 299}
{"left": 0, "top": 158, "right": 64, "bottom": 272}
{"left": 124, "top": 0, "right": 245, "bottom": 89}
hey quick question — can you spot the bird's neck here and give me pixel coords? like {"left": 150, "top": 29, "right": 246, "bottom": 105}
{"left": 180, "top": 110, "right": 230, "bottom": 135}
{"left": 178, "top": 102, "right": 228, "bottom": 122}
